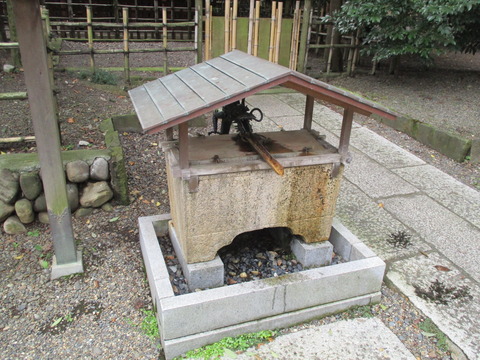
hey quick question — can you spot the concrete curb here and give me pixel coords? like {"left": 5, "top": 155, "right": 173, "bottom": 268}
{"left": 373, "top": 114, "right": 471, "bottom": 162}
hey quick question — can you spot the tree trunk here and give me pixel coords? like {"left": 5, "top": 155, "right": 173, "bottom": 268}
{"left": 389, "top": 55, "right": 401, "bottom": 77}
{"left": 323, "top": 0, "right": 343, "bottom": 72}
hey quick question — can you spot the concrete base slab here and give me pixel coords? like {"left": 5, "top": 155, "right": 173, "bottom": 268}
{"left": 231, "top": 318, "right": 415, "bottom": 360}
{"left": 50, "top": 251, "right": 83, "bottom": 280}
{"left": 290, "top": 237, "right": 333, "bottom": 267}
{"left": 169, "top": 221, "right": 224, "bottom": 291}
{"left": 139, "top": 214, "right": 385, "bottom": 359}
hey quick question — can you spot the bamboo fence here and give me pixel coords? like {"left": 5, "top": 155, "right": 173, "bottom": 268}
{"left": 50, "top": 6, "right": 198, "bottom": 83}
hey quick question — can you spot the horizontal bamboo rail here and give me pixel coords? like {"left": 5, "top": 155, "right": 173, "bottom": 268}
{"left": 0, "top": 42, "right": 20, "bottom": 49}
{"left": 0, "top": 92, "right": 28, "bottom": 100}
{"left": 50, "top": 21, "right": 195, "bottom": 28}
{"left": 0, "top": 136, "right": 35, "bottom": 143}
{"left": 55, "top": 47, "right": 195, "bottom": 56}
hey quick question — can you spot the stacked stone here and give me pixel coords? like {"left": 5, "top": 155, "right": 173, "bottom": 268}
{"left": 0, "top": 157, "right": 113, "bottom": 235}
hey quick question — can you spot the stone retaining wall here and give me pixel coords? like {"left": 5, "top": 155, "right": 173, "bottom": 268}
{"left": 0, "top": 118, "right": 129, "bottom": 235}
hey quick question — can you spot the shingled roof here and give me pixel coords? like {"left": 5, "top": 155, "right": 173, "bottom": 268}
{"left": 129, "top": 50, "right": 397, "bottom": 134}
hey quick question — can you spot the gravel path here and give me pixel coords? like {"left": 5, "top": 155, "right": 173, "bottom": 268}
{"left": 1, "top": 48, "right": 478, "bottom": 359}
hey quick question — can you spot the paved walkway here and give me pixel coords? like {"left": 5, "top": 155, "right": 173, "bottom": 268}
{"left": 223, "top": 92, "right": 479, "bottom": 359}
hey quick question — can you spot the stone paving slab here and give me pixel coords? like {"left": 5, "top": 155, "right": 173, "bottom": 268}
{"left": 382, "top": 194, "right": 480, "bottom": 282}
{"left": 228, "top": 318, "right": 415, "bottom": 360}
{"left": 392, "top": 164, "right": 480, "bottom": 228}
{"left": 349, "top": 127, "right": 426, "bottom": 169}
{"left": 343, "top": 150, "right": 419, "bottom": 199}
{"left": 336, "top": 181, "right": 431, "bottom": 262}
{"left": 386, "top": 252, "right": 480, "bottom": 359}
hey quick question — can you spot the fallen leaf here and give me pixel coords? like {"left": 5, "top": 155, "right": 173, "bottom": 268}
{"left": 419, "top": 251, "right": 429, "bottom": 257}
{"left": 380, "top": 304, "right": 388, "bottom": 311}
{"left": 14, "top": 254, "right": 24, "bottom": 260}
{"left": 421, "top": 331, "right": 436, "bottom": 337}
{"left": 142, "top": 200, "right": 150, "bottom": 205}
{"left": 378, "top": 203, "right": 384, "bottom": 208}
{"left": 50, "top": 317, "right": 63, "bottom": 328}
{"left": 434, "top": 265, "right": 451, "bottom": 272}
{"left": 128, "top": 161, "right": 135, "bottom": 166}
{"left": 109, "top": 216, "right": 120, "bottom": 222}
{"left": 67, "top": 117, "right": 75, "bottom": 123}
{"left": 156, "top": 202, "right": 161, "bottom": 206}
{"left": 86, "top": 219, "right": 90, "bottom": 224}
{"left": 93, "top": 280, "right": 99, "bottom": 288}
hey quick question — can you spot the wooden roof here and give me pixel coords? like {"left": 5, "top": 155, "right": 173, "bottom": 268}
{"left": 129, "top": 50, "right": 397, "bottom": 134}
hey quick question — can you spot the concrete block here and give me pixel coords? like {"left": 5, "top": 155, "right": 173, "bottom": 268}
{"left": 163, "top": 293, "right": 380, "bottom": 360}
{"left": 415, "top": 122, "right": 471, "bottom": 162}
{"left": 283, "top": 257, "right": 385, "bottom": 312}
{"left": 350, "top": 242, "right": 377, "bottom": 261}
{"left": 159, "top": 281, "right": 286, "bottom": 340}
{"left": 329, "top": 218, "right": 360, "bottom": 259}
{"left": 290, "top": 237, "right": 333, "bottom": 267}
{"left": 111, "top": 114, "right": 142, "bottom": 133}
{"left": 51, "top": 251, "right": 84, "bottom": 280}
{"left": 169, "top": 222, "right": 224, "bottom": 290}
{"left": 470, "top": 138, "right": 480, "bottom": 164}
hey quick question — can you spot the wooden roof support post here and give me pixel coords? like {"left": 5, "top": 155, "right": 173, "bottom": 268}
{"left": 13, "top": 0, "right": 82, "bottom": 278}
{"left": 304, "top": 94, "right": 314, "bottom": 130}
{"left": 339, "top": 107, "right": 354, "bottom": 162}
{"left": 178, "top": 123, "right": 190, "bottom": 169}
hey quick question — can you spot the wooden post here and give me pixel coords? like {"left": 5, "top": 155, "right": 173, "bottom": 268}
{"left": 41, "top": 7, "right": 57, "bottom": 116}
{"left": 204, "top": 0, "right": 211, "bottom": 60}
{"left": 12, "top": 0, "right": 80, "bottom": 271}
{"left": 224, "top": 0, "right": 231, "bottom": 53}
{"left": 162, "top": 8, "right": 168, "bottom": 76}
{"left": 304, "top": 95, "right": 314, "bottom": 130}
{"left": 253, "top": 0, "right": 260, "bottom": 57}
{"left": 274, "top": 1, "right": 283, "bottom": 64}
{"left": 86, "top": 6, "right": 95, "bottom": 73}
{"left": 231, "top": 0, "right": 238, "bottom": 50}
{"left": 268, "top": 1, "right": 277, "bottom": 62}
{"left": 195, "top": 0, "right": 203, "bottom": 63}
{"left": 247, "top": 0, "right": 254, "bottom": 54}
{"left": 326, "top": 26, "right": 335, "bottom": 74}
{"left": 346, "top": 31, "right": 355, "bottom": 76}
{"left": 178, "top": 123, "right": 189, "bottom": 169}
{"left": 123, "top": 8, "right": 130, "bottom": 84}
{"left": 289, "top": 2, "right": 299, "bottom": 69}
{"left": 339, "top": 107, "right": 353, "bottom": 158}
{"left": 296, "top": 0, "right": 311, "bottom": 72}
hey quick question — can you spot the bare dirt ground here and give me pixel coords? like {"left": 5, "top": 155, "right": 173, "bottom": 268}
{"left": 0, "top": 45, "right": 478, "bottom": 359}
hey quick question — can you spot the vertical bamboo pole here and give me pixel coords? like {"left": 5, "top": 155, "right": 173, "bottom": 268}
{"left": 247, "top": 0, "right": 254, "bottom": 54}
{"left": 268, "top": 1, "right": 277, "bottom": 62}
{"left": 162, "top": 8, "right": 168, "bottom": 76}
{"left": 154, "top": 0, "right": 160, "bottom": 39}
{"left": 204, "top": 0, "right": 211, "bottom": 60}
{"left": 274, "top": 1, "right": 283, "bottom": 63}
{"left": 296, "top": 0, "right": 312, "bottom": 73}
{"left": 123, "top": 8, "right": 130, "bottom": 84}
{"left": 13, "top": 0, "right": 80, "bottom": 273}
{"left": 293, "top": 8, "right": 302, "bottom": 70}
{"left": 195, "top": 0, "right": 203, "bottom": 63}
{"left": 86, "top": 6, "right": 95, "bottom": 73}
{"left": 113, "top": 0, "right": 119, "bottom": 38}
{"left": 289, "top": 2, "right": 299, "bottom": 69}
{"left": 231, "top": 0, "right": 238, "bottom": 50}
{"left": 304, "top": 8, "right": 314, "bottom": 69}
{"left": 253, "top": 0, "right": 260, "bottom": 57}
{"left": 224, "top": 0, "right": 231, "bottom": 53}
